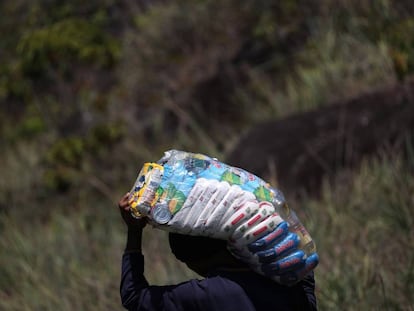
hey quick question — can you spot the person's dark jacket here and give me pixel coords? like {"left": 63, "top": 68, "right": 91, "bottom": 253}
{"left": 120, "top": 252, "right": 317, "bottom": 311}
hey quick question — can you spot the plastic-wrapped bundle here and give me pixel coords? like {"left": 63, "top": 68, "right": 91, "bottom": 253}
{"left": 129, "top": 150, "right": 318, "bottom": 285}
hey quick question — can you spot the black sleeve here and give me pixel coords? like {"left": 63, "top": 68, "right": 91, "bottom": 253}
{"left": 120, "top": 252, "right": 203, "bottom": 311}
{"left": 120, "top": 252, "right": 257, "bottom": 311}
{"left": 120, "top": 252, "right": 150, "bottom": 310}
{"left": 300, "top": 271, "right": 318, "bottom": 311}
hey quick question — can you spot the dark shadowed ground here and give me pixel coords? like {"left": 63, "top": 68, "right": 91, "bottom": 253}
{"left": 226, "top": 77, "right": 414, "bottom": 196}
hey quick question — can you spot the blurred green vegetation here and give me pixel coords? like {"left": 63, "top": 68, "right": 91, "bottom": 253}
{"left": 1, "top": 0, "right": 414, "bottom": 310}
{"left": 305, "top": 154, "right": 414, "bottom": 309}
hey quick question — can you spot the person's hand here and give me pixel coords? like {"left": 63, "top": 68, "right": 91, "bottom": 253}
{"left": 118, "top": 192, "right": 147, "bottom": 230}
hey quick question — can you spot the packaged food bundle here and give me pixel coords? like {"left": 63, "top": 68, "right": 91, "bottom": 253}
{"left": 128, "top": 150, "right": 318, "bottom": 284}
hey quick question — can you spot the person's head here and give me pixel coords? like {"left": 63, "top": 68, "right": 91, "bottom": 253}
{"left": 168, "top": 233, "right": 244, "bottom": 276}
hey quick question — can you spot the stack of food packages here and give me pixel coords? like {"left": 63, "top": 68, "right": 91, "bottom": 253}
{"left": 129, "top": 150, "right": 318, "bottom": 284}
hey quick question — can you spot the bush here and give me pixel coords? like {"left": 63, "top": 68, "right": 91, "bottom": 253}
{"left": 17, "top": 17, "right": 120, "bottom": 78}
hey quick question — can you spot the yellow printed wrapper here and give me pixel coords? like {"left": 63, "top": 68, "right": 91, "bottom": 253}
{"left": 129, "top": 162, "right": 164, "bottom": 218}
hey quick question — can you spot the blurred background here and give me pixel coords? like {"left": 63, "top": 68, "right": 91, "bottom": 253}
{"left": 1, "top": 0, "right": 414, "bottom": 310}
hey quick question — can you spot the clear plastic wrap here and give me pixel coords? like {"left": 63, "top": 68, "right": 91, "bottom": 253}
{"left": 128, "top": 150, "right": 318, "bottom": 284}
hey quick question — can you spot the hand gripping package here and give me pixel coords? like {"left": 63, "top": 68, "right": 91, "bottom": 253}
{"left": 128, "top": 150, "right": 319, "bottom": 285}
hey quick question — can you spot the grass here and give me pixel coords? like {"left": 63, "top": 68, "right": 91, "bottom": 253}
{"left": 0, "top": 198, "right": 198, "bottom": 311}
{"left": 306, "top": 155, "right": 414, "bottom": 310}
{"left": 234, "top": 27, "right": 395, "bottom": 122}
{"left": 0, "top": 203, "right": 121, "bottom": 310}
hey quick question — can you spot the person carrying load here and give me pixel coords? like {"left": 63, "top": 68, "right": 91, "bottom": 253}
{"left": 118, "top": 150, "right": 319, "bottom": 311}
